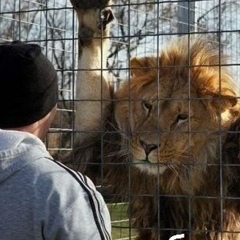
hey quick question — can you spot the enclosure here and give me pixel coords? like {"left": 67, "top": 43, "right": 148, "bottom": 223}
{"left": 1, "top": 0, "right": 240, "bottom": 239}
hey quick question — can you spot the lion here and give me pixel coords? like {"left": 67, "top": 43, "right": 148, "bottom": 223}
{"left": 63, "top": 2, "right": 240, "bottom": 236}
{"left": 106, "top": 37, "right": 240, "bottom": 240}
{"left": 66, "top": 35, "right": 240, "bottom": 240}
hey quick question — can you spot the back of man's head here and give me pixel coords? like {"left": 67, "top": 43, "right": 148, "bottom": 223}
{"left": 0, "top": 41, "right": 58, "bottom": 128}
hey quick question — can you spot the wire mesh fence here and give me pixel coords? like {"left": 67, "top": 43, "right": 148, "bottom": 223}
{"left": 1, "top": 0, "right": 240, "bottom": 239}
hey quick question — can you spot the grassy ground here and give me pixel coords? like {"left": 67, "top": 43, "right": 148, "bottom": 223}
{"left": 107, "top": 203, "right": 137, "bottom": 240}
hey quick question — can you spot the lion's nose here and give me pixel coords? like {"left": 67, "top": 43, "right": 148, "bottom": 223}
{"left": 140, "top": 140, "right": 158, "bottom": 156}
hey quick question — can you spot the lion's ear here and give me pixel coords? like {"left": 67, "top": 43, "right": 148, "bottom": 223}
{"left": 130, "top": 57, "right": 157, "bottom": 77}
{"left": 210, "top": 94, "right": 238, "bottom": 111}
{"left": 201, "top": 89, "right": 238, "bottom": 114}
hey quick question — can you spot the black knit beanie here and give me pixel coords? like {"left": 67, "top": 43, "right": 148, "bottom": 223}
{"left": 0, "top": 41, "right": 58, "bottom": 128}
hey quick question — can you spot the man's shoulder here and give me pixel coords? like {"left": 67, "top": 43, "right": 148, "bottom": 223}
{"left": 26, "top": 158, "right": 95, "bottom": 193}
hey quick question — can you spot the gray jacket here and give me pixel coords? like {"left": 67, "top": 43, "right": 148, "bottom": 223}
{"left": 0, "top": 129, "right": 112, "bottom": 240}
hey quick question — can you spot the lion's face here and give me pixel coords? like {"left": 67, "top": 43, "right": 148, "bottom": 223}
{"left": 115, "top": 38, "right": 239, "bottom": 175}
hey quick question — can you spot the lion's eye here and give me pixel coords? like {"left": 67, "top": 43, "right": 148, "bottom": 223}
{"left": 142, "top": 101, "right": 152, "bottom": 114}
{"left": 176, "top": 113, "right": 188, "bottom": 126}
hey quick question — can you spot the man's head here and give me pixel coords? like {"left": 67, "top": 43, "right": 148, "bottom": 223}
{"left": 0, "top": 41, "right": 58, "bottom": 139}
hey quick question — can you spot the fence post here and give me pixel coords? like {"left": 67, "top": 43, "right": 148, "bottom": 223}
{"left": 177, "top": 0, "right": 195, "bottom": 35}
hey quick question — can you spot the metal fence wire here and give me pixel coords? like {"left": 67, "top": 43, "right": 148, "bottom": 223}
{"left": 1, "top": 0, "right": 240, "bottom": 239}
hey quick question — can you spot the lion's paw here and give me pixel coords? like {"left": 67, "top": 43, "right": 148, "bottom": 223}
{"left": 70, "top": 0, "right": 114, "bottom": 35}
{"left": 70, "top": 0, "right": 112, "bottom": 10}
